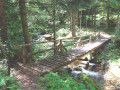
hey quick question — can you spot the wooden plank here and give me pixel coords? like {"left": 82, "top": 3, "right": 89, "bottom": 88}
{"left": 27, "top": 38, "right": 110, "bottom": 74}
{"left": 53, "top": 39, "right": 110, "bottom": 72}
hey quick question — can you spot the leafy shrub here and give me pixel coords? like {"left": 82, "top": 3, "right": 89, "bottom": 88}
{"left": 38, "top": 72, "right": 87, "bottom": 90}
{"left": 81, "top": 35, "right": 90, "bottom": 40}
{"left": 0, "top": 65, "right": 22, "bottom": 90}
{"left": 98, "top": 42, "right": 120, "bottom": 62}
{"left": 113, "top": 28, "right": 120, "bottom": 45}
{"left": 0, "top": 60, "right": 21, "bottom": 90}
{"left": 56, "top": 28, "right": 70, "bottom": 38}
{"left": 63, "top": 41, "right": 75, "bottom": 51}
{"left": 78, "top": 73, "right": 100, "bottom": 90}
{"left": 33, "top": 43, "right": 53, "bottom": 61}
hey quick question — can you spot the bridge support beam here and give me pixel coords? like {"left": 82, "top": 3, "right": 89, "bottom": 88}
{"left": 22, "top": 46, "right": 27, "bottom": 64}
{"left": 89, "top": 34, "right": 92, "bottom": 43}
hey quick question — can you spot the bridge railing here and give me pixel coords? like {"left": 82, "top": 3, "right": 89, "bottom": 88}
{"left": 17, "top": 31, "right": 101, "bottom": 64}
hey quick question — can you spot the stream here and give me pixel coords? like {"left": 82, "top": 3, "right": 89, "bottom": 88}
{"left": 62, "top": 63, "right": 102, "bottom": 78}
{"left": 58, "top": 60, "right": 104, "bottom": 79}
{"left": 58, "top": 59, "right": 120, "bottom": 90}
{"left": 71, "top": 64, "right": 103, "bottom": 79}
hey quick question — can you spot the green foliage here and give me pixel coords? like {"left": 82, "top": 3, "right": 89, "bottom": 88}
{"left": 63, "top": 41, "right": 75, "bottom": 50}
{"left": 56, "top": 28, "right": 70, "bottom": 38}
{"left": 0, "top": 63, "right": 22, "bottom": 90}
{"left": 114, "top": 27, "right": 120, "bottom": 42}
{"left": 53, "top": 0, "right": 95, "bottom": 10}
{"left": 110, "top": 0, "right": 119, "bottom": 6}
{"left": 33, "top": 43, "right": 53, "bottom": 61}
{"left": 98, "top": 42, "right": 120, "bottom": 63}
{"left": 38, "top": 72, "right": 101, "bottom": 90}
{"left": 78, "top": 73, "right": 100, "bottom": 90}
{"left": 65, "top": 45, "right": 74, "bottom": 51}
{"left": 81, "top": 35, "right": 90, "bottom": 40}
{"left": 38, "top": 72, "right": 87, "bottom": 90}
{"left": 4, "top": 0, "right": 24, "bottom": 45}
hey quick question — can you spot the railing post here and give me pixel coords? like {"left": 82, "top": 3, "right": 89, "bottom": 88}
{"left": 98, "top": 31, "right": 100, "bottom": 39}
{"left": 77, "top": 37, "right": 81, "bottom": 47}
{"left": 89, "top": 34, "right": 92, "bottom": 43}
{"left": 54, "top": 40, "right": 57, "bottom": 55}
{"left": 94, "top": 30, "right": 97, "bottom": 38}
{"left": 53, "top": 5, "right": 56, "bottom": 55}
{"left": 22, "top": 46, "right": 26, "bottom": 64}
{"left": 90, "top": 52, "right": 92, "bottom": 60}
{"left": 60, "top": 40, "right": 63, "bottom": 53}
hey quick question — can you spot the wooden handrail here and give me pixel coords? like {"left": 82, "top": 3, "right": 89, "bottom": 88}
{"left": 24, "top": 38, "right": 89, "bottom": 56}
{"left": 14, "top": 41, "right": 54, "bottom": 47}
{"left": 21, "top": 37, "right": 90, "bottom": 55}
{"left": 13, "top": 36, "right": 81, "bottom": 47}
{"left": 13, "top": 31, "right": 102, "bottom": 47}
{"left": 21, "top": 33, "right": 101, "bottom": 64}
{"left": 63, "top": 39, "right": 89, "bottom": 47}
{"left": 29, "top": 48, "right": 54, "bottom": 55}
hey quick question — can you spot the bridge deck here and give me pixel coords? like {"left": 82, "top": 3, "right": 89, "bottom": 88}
{"left": 28, "top": 38, "right": 110, "bottom": 74}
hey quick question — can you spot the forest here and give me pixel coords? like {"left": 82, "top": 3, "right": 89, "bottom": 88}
{"left": 0, "top": 0, "right": 120, "bottom": 90}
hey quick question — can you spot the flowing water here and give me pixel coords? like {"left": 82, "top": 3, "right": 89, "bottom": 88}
{"left": 59, "top": 61, "right": 103, "bottom": 79}
{"left": 59, "top": 60, "right": 120, "bottom": 90}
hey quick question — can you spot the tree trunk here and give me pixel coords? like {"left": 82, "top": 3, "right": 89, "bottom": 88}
{"left": 106, "top": 7, "right": 109, "bottom": 30}
{"left": 86, "top": 9, "right": 90, "bottom": 28}
{"left": 92, "top": 7, "right": 94, "bottom": 27}
{"left": 94, "top": 7, "right": 96, "bottom": 30}
{"left": 0, "top": 0, "right": 10, "bottom": 76}
{"left": 0, "top": 0, "right": 7, "bottom": 57}
{"left": 117, "top": 4, "right": 120, "bottom": 28}
{"left": 117, "top": 12, "right": 119, "bottom": 28}
{"left": 19, "top": 0, "right": 32, "bottom": 63}
{"left": 85, "top": 15, "right": 87, "bottom": 28}
{"left": 80, "top": 10, "right": 82, "bottom": 29}
{"left": 70, "top": 9, "right": 76, "bottom": 37}
{"left": 0, "top": 1, "right": 11, "bottom": 88}
{"left": 77, "top": 10, "right": 80, "bottom": 27}
{"left": 0, "top": 0, "right": 8, "bottom": 42}
{"left": 53, "top": 6, "right": 56, "bottom": 55}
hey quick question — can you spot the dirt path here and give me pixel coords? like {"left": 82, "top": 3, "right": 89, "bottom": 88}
{"left": 102, "top": 63, "right": 120, "bottom": 90}
{"left": 11, "top": 63, "right": 41, "bottom": 90}
{"left": 11, "top": 62, "right": 120, "bottom": 90}
{"left": 91, "top": 62, "right": 120, "bottom": 90}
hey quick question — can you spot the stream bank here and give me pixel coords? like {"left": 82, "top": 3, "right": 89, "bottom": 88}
{"left": 58, "top": 58, "right": 120, "bottom": 90}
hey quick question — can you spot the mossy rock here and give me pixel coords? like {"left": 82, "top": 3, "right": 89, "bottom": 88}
{"left": 57, "top": 67, "right": 72, "bottom": 75}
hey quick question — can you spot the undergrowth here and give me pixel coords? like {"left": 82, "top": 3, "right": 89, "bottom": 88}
{"left": 38, "top": 72, "right": 99, "bottom": 90}
{"left": 98, "top": 41, "right": 120, "bottom": 63}
{"left": 78, "top": 73, "right": 100, "bottom": 90}
{"left": 33, "top": 43, "right": 53, "bottom": 61}
{"left": 0, "top": 61, "right": 22, "bottom": 90}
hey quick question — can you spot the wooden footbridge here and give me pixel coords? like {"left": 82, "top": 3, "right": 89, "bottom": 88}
{"left": 20, "top": 31, "right": 111, "bottom": 74}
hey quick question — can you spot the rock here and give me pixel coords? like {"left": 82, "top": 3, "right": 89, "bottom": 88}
{"left": 70, "top": 70, "right": 82, "bottom": 78}
{"left": 116, "top": 84, "right": 120, "bottom": 90}
{"left": 78, "top": 64, "right": 86, "bottom": 68}
{"left": 58, "top": 66, "right": 72, "bottom": 75}
{"left": 81, "top": 61, "right": 89, "bottom": 64}
{"left": 80, "top": 67, "right": 103, "bottom": 79}
{"left": 89, "top": 59, "right": 102, "bottom": 64}
{"left": 89, "top": 59, "right": 96, "bottom": 63}
{"left": 73, "top": 67, "right": 82, "bottom": 71}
